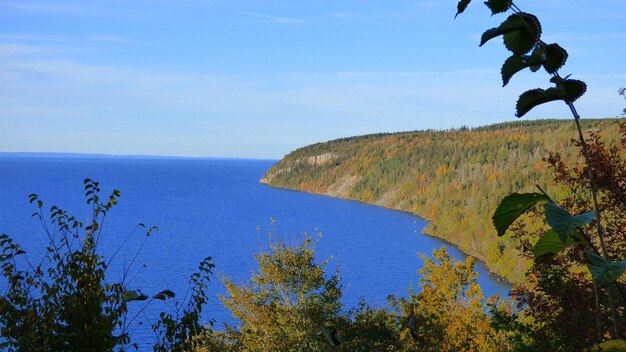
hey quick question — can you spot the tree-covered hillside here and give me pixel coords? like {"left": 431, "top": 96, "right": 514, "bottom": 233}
{"left": 261, "top": 118, "right": 624, "bottom": 282}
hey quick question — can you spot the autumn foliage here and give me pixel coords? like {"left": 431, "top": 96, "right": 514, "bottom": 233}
{"left": 499, "top": 123, "right": 626, "bottom": 350}
{"left": 198, "top": 237, "right": 511, "bottom": 351}
{"left": 261, "top": 119, "right": 624, "bottom": 282}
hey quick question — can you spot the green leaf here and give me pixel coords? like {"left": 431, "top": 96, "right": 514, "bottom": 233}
{"left": 573, "top": 211, "right": 596, "bottom": 227}
{"left": 455, "top": 0, "right": 472, "bottom": 18}
{"left": 122, "top": 290, "right": 148, "bottom": 302}
{"left": 551, "top": 77, "right": 587, "bottom": 103}
{"left": 586, "top": 251, "right": 626, "bottom": 286}
{"left": 529, "top": 46, "right": 544, "bottom": 72}
{"left": 484, "top": 0, "right": 512, "bottom": 15}
{"left": 544, "top": 202, "right": 573, "bottom": 240}
{"left": 153, "top": 289, "right": 176, "bottom": 300}
{"left": 480, "top": 13, "right": 526, "bottom": 47}
{"left": 516, "top": 87, "right": 564, "bottom": 117}
{"left": 501, "top": 55, "right": 526, "bottom": 87}
{"left": 543, "top": 43, "right": 568, "bottom": 74}
{"left": 503, "top": 23, "right": 540, "bottom": 55}
{"left": 480, "top": 13, "right": 540, "bottom": 54}
{"left": 533, "top": 229, "right": 578, "bottom": 258}
{"left": 564, "top": 80, "right": 586, "bottom": 103}
{"left": 501, "top": 53, "right": 544, "bottom": 86}
{"left": 492, "top": 193, "right": 550, "bottom": 236}
{"left": 513, "top": 13, "right": 541, "bottom": 51}
{"left": 544, "top": 202, "right": 595, "bottom": 241}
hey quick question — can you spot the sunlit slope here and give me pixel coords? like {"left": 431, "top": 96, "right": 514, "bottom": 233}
{"left": 261, "top": 119, "right": 623, "bottom": 283}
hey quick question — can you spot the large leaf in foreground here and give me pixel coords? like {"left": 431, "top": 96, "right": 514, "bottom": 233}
{"left": 533, "top": 229, "right": 578, "bottom": 258}
{"left": 586, "top": 252, "right": 626, "bottom": 286}
{"left": 542, "top": 43, "right": 568, "bottom": 74}
{"left": 544, "top": 202, "right": 595, "bottom": 241}
{"left": 501, "top": 53, "right": 545, "bottom": 86}
{"left": 492, "top": 193, "right": 549, "bottom": 236}
{"left": 550, "top": 76, "right": 587, "bottom": 103}
{"left": 516, "top": 87, "right": 564, "bottom": 117}
{"left": 481, "top": 13, "right": 541, "bottom": 55}
{"left": 481, "top": 13, "right": 526, "bottom": 46}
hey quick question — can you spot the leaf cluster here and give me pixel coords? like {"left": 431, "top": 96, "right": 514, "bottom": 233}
{"left": 0, "top": 181, "right": 129, "bottom": 351}
{"left": 456, "top": 0, "right": 586, "bottom": 117}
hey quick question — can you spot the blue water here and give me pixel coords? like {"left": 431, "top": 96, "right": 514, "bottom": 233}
{"left": 0, "top": 156, "right": 509, "bottom": 349}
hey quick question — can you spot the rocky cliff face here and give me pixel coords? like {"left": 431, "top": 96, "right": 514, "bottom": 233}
{"left": 261, "top": 152, "right": 339, "bottom": 185}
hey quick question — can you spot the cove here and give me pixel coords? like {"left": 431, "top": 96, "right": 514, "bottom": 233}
{"left": 0, "top": 155, "right": 510, "bottom": 348}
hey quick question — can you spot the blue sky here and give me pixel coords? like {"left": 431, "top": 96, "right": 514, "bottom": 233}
{"left": 1, "top": 1, "right": 624, "bottom": 158}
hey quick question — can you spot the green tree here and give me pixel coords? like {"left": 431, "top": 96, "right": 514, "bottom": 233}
{"left": 338, "top": 301, "right": 402, "bottom": 352}
{"left": 217, "top": 238, "right": 344, "bottom": 352}
{"left": 207, "top": 239, "right": 510, "bottom": 352}
{"left": 391, "top": 247, "right": 511, "bottom": 352}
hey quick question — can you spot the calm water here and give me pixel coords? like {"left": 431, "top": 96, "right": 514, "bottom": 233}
{"left": 0, "top": 156, "right": 509, "bottom": 349}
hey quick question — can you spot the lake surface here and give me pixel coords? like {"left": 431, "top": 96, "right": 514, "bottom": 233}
{"left": 0, "top": 156, "right": 509, "bottom": 349}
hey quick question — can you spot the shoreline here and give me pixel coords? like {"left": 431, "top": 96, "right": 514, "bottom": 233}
{"left": 259, "top": 179, "right": 513, "bottom": 288}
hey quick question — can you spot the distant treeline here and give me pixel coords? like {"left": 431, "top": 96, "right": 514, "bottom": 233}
{"left": 261, "top": 118, "right": 625, "bottom": 282}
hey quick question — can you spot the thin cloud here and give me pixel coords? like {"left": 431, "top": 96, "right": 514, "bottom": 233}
{"left": 0, "top": 106, "right": 92, "bottom": 117}
{"left": 0, "top": 33, "right": 74, "bottom": 42}
{"left": 2, "top": 2, "right": 89, "bottom": 15}
{"left": 328, "top": 2, "right": 443, "bottom": 23}
{"left": 544, "top": 32, "right": 626, "bottom": 44}
{"left": 1, "top": 57, "right": 620, "bottom": 158}
{"left": 237, "top": 11, "right": 317, "bottom": 25}
{"left": 0, "top": 44, "right": 54, "bottom": 58}
{"left": 86, "top": 35, "right": 132, "bottom": 44}
{"left": 334, "top": 68, "right": 496, "bottom": 79}
{"left": 330, "top": 12, "right": 369, "bottom": 20}
{"left": 0, "top": 33, "right": 131, "bottom": 46}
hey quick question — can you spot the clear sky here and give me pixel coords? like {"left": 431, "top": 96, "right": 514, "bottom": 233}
{"left": 1, "top": 1, "right": 624, "bottom": 159}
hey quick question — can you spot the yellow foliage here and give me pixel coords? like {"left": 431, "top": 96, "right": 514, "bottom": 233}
{"left": 589, "top": 339, "right": 626, "bottom": 352}
{"left": 394, "top": 247, "right": 512, "bottom": 352}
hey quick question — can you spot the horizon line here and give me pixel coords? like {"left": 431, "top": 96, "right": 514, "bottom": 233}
{"left": 0, "top": 151, "right": 279, "bottom": 161}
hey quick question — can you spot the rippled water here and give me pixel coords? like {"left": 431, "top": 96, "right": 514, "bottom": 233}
{"left": 0, "top": 155, "right": 509, "bottom": 349}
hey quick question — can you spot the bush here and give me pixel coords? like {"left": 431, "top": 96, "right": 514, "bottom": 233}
{"left": 217, "top": 237, "right": 344, "bottom": 351}
{"left": 0, "top": 179, "right": 214, "bottom": 351}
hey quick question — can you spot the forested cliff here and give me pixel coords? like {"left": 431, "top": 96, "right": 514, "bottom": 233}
{"left": 260, "top": 118, "right": 624, "bottom": 282}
